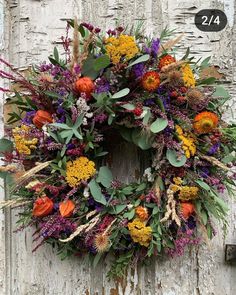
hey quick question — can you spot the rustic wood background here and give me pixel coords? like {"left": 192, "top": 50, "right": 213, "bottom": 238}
{"left": 0, "top": 0, "right": 236, "bottom": 294}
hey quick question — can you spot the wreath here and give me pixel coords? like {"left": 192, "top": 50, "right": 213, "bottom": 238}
{"left": 0, "top": 19, "right": 235, "bottom": 279}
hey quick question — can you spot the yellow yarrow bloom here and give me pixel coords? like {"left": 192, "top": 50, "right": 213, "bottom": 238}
{"left": 66, "top": 156, "right": 96, "bottom": 187}
{"left": 178, "top": 186, "right": 199, "bottom": 201}
{"left": 13, "top": 125, "right": 38, "bottom": 155}
{"left": 176, "top": 125, "right": 196, "bottom": 158}
{"left": 128, "top": 218, "right": 152, "bottom": 247}
{"left": 181, "top": 64, "right": 195, "bottom": 87}
{"left": 105, "top": 34, "right": 139, "bottom": 64}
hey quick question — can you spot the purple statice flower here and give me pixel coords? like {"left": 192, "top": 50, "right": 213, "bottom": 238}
{"left": 133, "top": 63, "right": 145, "bottom": 79}
{"left": 145, "top": 189, "right": 160, "bottom": 205}
{"left": 21, "top": 110, "right": 36, "bottom": 125}
{"left": 95, "top": 77, "right": 110, "bottom": 94}
{"left": 217, "top": 183, "right": 226, "bottom": 193}
{"left": 167, "top": 229, "right": 200, "bottom": 258}
{"left": 200, "top": 167, "right": 210, "bottom": 178}
{"left": 208, "top": 142, "right": 220, "bottom": 155}
{"left": 94, "top": 113, "right": 108, "bottom": 124}
{"left": 57, "top": 105, "right": 65, "bottom": 115}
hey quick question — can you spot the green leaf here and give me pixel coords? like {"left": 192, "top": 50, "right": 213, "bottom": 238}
{"left": 123, "top": 209, "right": 135, "bottom": 220}
{"left": 0, "top": 138, "right": 13, "bottom": 153}
{"left": 166, "top": 149, "right": 187, "bottom": 167}
{"left": 50, "top": 123, "right": 71, "bottom": 130}
{"left": 96, "top": 166, "right": 113, "bottom": 188}
{"left": 118, "top": 127, "right": 133, "bottom": 143}
{"left": 88, "top": 179, "right": 107, "bottom": 205}
{"left": 121, "top": 103, "right": 135, "bottom": 110}
{"left": 136, "top": 183, "right": 146, "bottom": 192}
{"left": 143, "top": 109, "right": 151, "bottom": 125}
{"left": 222, "top": 154, "right": 236, "bottom": 164}
{"left": 195, "top": 179, "right": 211, "bottom": 192}
{"left": 94, "top": 55, "right": 110, "bottom": 71}
{"left": 60, "top": 130, "right": 73, "bottom": 139}
{"left": 111, "top": 88, "right": 130, "bottom": 99}
{"left": 54, "top": 47, "right": 59, "bottom": 62}
{"left": 213, "top": 86, "right": 230, "bottom": 99}
{"left": 150, "top": 118, "right": 168, "bottom": 133}
{"left": 127, "top": 54, "right": 150, "bottom": 68}
{"left": 131, "top": 129, "right": 153, "bottom": 150}
{"left": 114, "top": 204, "right": 126, "bottom": 214}
{"left": 200, "top": 56, "right": 211, "bottom": 68}
{"left": 198, "top": 77, "right": 216, "bottom": 85}
{"left": 81, "top": 56, "right": 100, "bottom": 79}
{"left": 73, "top": 129, "right": 83, "bottom": 140}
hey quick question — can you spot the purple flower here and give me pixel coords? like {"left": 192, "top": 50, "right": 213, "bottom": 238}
{"left": 95, "top": 77, "right": 110, "bottom": 94}
{"left": 208, "top": 142, "right": 220, "bottom": 155}
{"left": 133, "top": 63, "right": 145, "bottom": 79}
{"left": 150, "top": 39, "right": 160, "bottom": 58}
{"left": 21, "top": 110, "right": 36, "bottom": 125}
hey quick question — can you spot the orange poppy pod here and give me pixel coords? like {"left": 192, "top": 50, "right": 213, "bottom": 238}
{"left": 74, "top": 76, "right": 95, "bottom": 99}
{"left": 33, "top": 110, "right": 53, "bottom": 129}
{"left": 180, "top": 202, "right": 195, "bottom": 219}
{"left": 33, "top": 196, "right": 54, "bottom": 217}
{"left": 59, "top": 200, "right": 75, "bottom": 218}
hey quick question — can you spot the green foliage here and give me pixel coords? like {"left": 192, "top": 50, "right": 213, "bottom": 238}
{"left": 88, "top": 179, "right": 107, "bottom": 205}
{"left": 150, "top": 118, "right": 168, "bottom": 133}
{"left": 107, "top": 250, "right": 134, "bottom": 279}
{"left": 166, "top": 149, "right": 187, "bottom": 167}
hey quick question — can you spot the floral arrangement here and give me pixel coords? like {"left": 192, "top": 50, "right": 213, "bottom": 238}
{"left": 0, "top": 19, "right": 236, "bottom": 279}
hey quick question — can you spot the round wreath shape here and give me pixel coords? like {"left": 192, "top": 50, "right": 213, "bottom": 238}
{"left": 0, "top": 20, "right": 236, "bottom": 279}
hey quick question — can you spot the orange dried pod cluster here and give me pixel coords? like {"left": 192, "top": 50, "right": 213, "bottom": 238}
{"left": 135, "top": 206, "right": 149, "bottom": 221}
{"left": 158, "top": 54, "right": 176, "bottom": 70}
{"left": 33, "top": 196, "right": 54, "bottom": 217}
{"left": 141, "top": 71, "right": 160, "bottom": 92}
{"left": 74, "top": 76, "right": 95, "bottom": 99}
{"left": 180, "top": 202, "right": 195, "bottom": 219}
{"left": 59, "top": 199, "right": 75, "bottom": 217}
{"left": 33, "top": 110, "right": 53, "bottom": 129}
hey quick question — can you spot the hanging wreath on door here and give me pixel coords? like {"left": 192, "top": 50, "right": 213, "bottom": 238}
{"left": 0, "top": 19, "right": 235, "bottom": 279}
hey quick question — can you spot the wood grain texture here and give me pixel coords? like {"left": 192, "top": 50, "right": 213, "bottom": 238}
{"left": 1, "top": 0, "right": 236, "bottom": 294}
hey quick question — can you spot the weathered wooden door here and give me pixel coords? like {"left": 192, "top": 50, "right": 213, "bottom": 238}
{"left": 1, "top": 0, "right": 236, "bottom": 294}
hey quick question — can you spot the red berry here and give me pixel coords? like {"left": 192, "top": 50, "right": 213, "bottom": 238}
{"left": 133, "top": 107, "right": 143, "bottom": 116}
{"left": 170, "top": 90, "right": 178, "bottom": 98}
{"left": 180, "top": 86, "right": 187, "bottom": 93}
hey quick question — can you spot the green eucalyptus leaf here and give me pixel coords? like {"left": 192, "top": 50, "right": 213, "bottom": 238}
{"left": 0, "top": 138, "right": 13, "bottom": 153}
{"left": 97, "top": 166, "right": 113, "bottom": 188}
{"left": 195, "top": 179, "right": 211, "bottom": 192}
{"left": 88, "top": 179, "right": 107, "bottom": 205}
{"left": 127, "top": 54, "right": 150, "bottom": 68}
{"left": 166, "top": 149, "right": 187, "bottom": 167}
{"left": 118, "top": 127, "right": 133, "bottom": 143}
{"left": 213, "top": 86, "right": 230, "bottom": 99}
{"left": 111, "top": 88, "right": 130, "bottom": 99}
{"left": 150, "top": 118, "right": 168, "bottom": 133}
{"left": 114, "top": 204, "right": 127, "bottom": 214}
{"left": 81, "top": 56, "right": 100, "bottom": 79}
{"left": 121, "top": 103, "right": 135, "bottom": 110}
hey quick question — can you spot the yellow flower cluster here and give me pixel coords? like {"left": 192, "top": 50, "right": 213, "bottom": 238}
{"left": 176, "top": 125, "right": 196, "bottom": 158}
{"left": 178, "top": 186, "right": 199, "bottom": 201}
{"left": 66, "top": 156, "right": 96, "bottom": 187}
{"left": 13, "top": 125, "right": 38, "bottom": 155}
{"left": 105, "top": 34, "right": 139, "bottom": 64}
{"left": 128, "top": 218, "right": 152, "bottom": 247}
{"left": 181, "top": 64, "right": 195, "bottom": 87}
{"left": 171, "top": 178, "right": 199, "bottom": 201}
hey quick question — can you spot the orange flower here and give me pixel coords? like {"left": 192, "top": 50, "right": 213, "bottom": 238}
{"left": 142, "top": 71, "right": 160, "bottom": 92}
{"left": 32, "top": 196, "right": 54, "bottom": 217}
{"left": 158, "top": 54, "right": 176, "bottom": 70}
{"left": 33, "top": 110, "right": 53, "bottom": 129}
{"left": 59, "top": 200, "right": 75, "bottom": 217}
{"left": 180, "top": 202, "right": 195, "bottom": 219}
{"left": 193, "top": 111, "right": 219, "bottom": 134}
{"left": 75, "top": 76, "right": 95, "bottom": 99}
{"left": 135, "top": 206, "right": 149, "bottom": 221}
